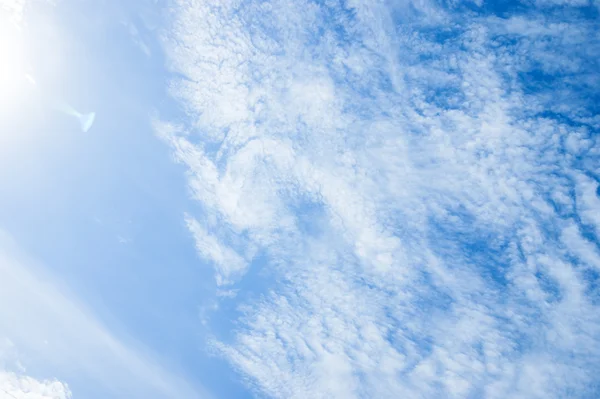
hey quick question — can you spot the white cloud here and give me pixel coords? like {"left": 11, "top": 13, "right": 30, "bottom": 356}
{"left": 0, "top": 370, "right": 70, "bottom": 399}
{"left": 186, "top": 214, "right": 247, "bottom": 285}
{"left": 160, "top": 0, "right": 600, "bottom": 397}
{"left": 573, "top": 172, "right": 600, "bottom": 239}
{"left": 534, "top": 0, "right": 590, "bottom": 6}
{"left": 0, "top": 338, "right": 71, "bottom": 399}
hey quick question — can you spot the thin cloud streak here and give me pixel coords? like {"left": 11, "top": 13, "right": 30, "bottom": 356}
{"left": 0, "top": 230, "right": 211, "bottom": 399}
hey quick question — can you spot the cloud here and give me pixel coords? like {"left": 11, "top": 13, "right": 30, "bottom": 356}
{"left": 186, "top": 214, "right": 247, "bottom": 286}
{"left": 0, "top": 230, "right": 210, "bottom": 398}
{"left": 0, "top": 372, "right": 70, "bottom": 399}
{"left": 0, "top": 338, "right": 71, "bottom": 399}
{"left": 159, "top": 0, "right": 600, "bottom": 397}
{"left": 122, "top": 19, "right": 152, "bottom": 57}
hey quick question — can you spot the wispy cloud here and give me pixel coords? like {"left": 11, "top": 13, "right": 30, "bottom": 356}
{"left": 159, "top": 0, "right": 600, "bottom": 397}
{"left": 1, "top": 368, "right": 71, "bottom": 399}
{"left": 0, "top": 336, "right": 70, "bottom": 399}
{"left": 186, "top": 214, "right": 247, "bottom": 286}
{"left": 0, "top": 230, "right": 210, "bottom": 398}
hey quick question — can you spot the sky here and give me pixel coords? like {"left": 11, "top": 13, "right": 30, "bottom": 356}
{"left": 0, "top": 0, "right": 598, "bottom": 398}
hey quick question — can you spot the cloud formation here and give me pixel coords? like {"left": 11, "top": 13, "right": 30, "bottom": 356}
{"left": 0, "top": 337, "right": 70, "bottom": 399}
{"left": 0, "top": 369, "right": 70, "bottom": 399}
{"left": 159, "top": 0, "right": 600, "bottom": 397}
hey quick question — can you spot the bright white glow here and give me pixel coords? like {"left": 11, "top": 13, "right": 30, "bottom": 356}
{"left": 0, "top": 19, "right": 29, "bottom": 111}
{"left": 78, "top": 112, "right": 96, "bottom": 132}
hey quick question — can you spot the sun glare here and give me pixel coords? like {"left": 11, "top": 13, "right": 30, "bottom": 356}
{"left": 0, "top": 18, "right": 31, "bottom": 111}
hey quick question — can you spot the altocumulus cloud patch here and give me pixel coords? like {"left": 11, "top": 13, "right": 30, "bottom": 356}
{"left": 158, "top": 0, "right": 600, "bottom": 398}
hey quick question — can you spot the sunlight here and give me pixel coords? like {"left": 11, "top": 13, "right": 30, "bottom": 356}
{"left": 0, "top": 21, "right": 28, "bottom": 107}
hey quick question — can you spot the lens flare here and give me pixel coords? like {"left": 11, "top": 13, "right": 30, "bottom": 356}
{"left": 56, "top": 102, "right": 96, "bottom": 132}
{"left": 79, "top": 112, "right": 96, "bottom": 132}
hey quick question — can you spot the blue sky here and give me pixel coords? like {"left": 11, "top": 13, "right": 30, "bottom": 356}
{"left": 0, "top": 0, "right": 599, "bottom": 398}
